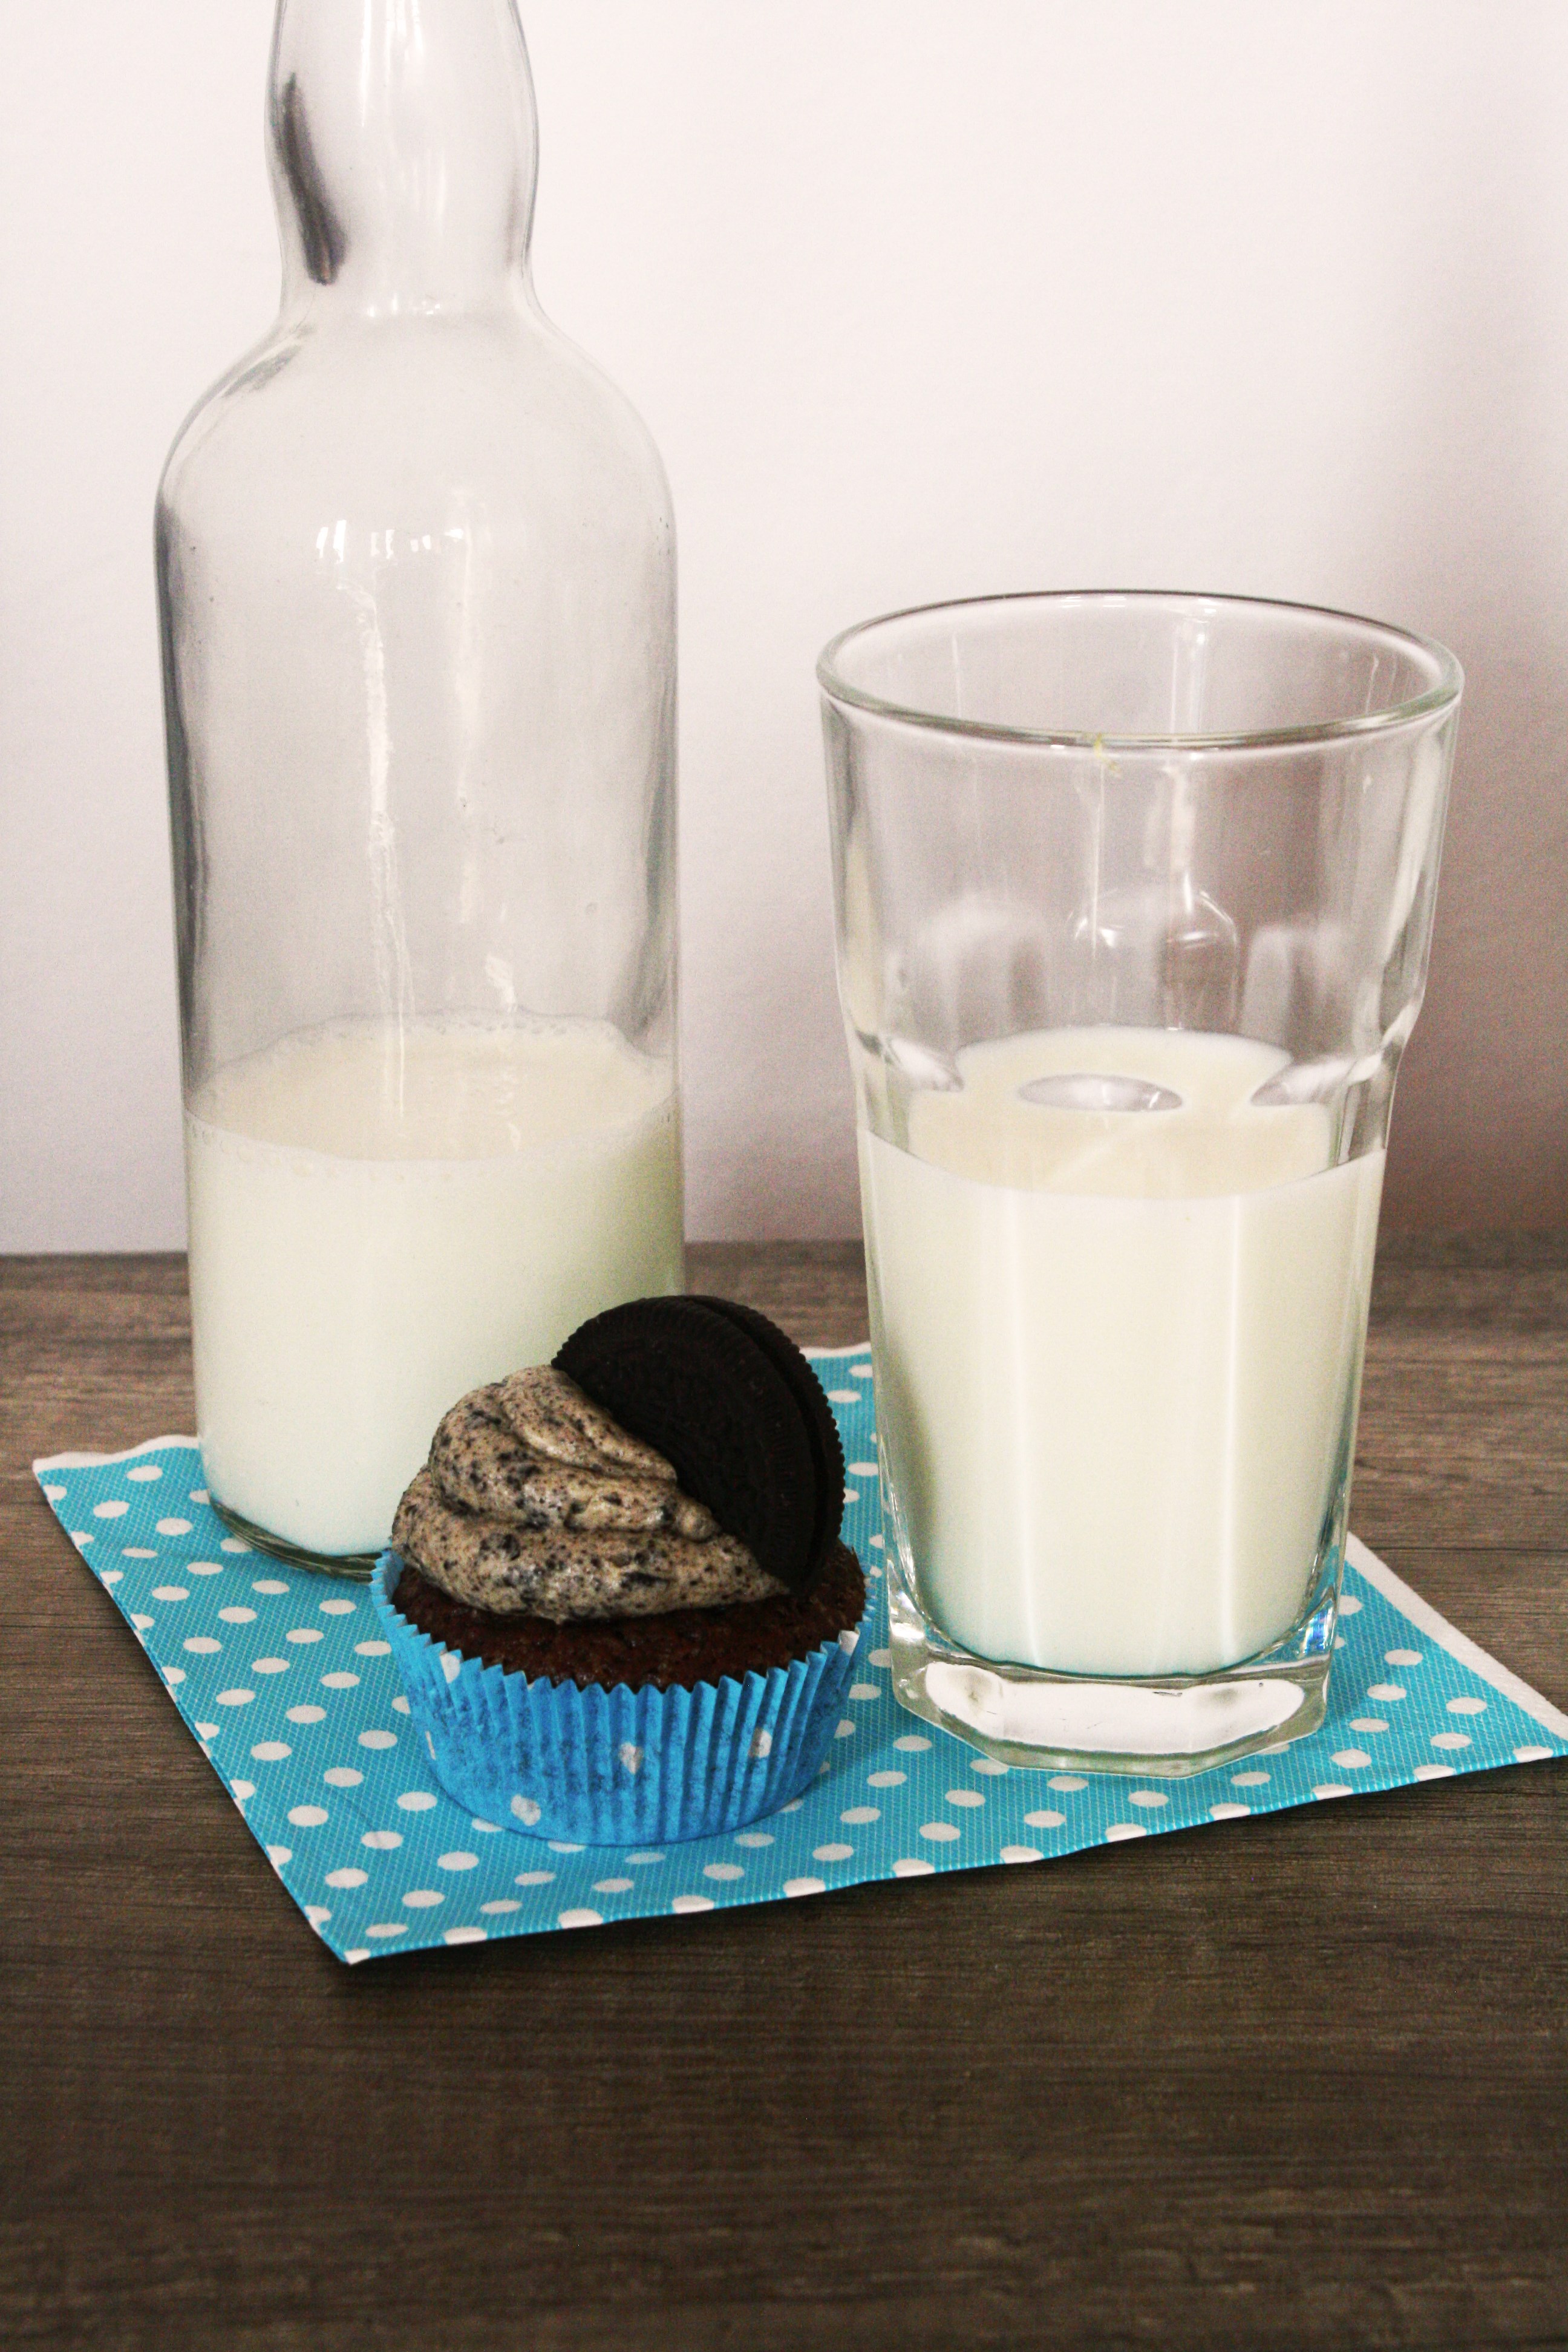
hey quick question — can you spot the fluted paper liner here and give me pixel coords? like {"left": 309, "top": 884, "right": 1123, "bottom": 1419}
{"left": 372, "top": 1552, "right": 861, "bottom": 1845}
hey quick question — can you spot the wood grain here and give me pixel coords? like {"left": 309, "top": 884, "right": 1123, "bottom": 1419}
{"left": 1, "top": 1241, "right": 1564, "bottom": 2351}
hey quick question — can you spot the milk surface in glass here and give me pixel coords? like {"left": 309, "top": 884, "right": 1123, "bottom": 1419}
{"left": 860, "top": 1028, "right": 1382, "bottom": 1680}
{"left": 186, "top": 1016, "right": 682, "bottom": 1557}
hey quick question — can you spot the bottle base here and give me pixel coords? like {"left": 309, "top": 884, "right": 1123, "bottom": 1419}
{"left": 211, "top": 1494, "right": 379, "bottom": 1583}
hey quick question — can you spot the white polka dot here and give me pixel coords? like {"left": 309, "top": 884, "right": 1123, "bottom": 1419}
{"left": 362, "top": 1829, "right": 402, "bottom": 1850}
{"left": 471, "top": 1818, "right": 501, "bottom": 1834}
{"left": 1105, "top": 1823, "right": 1148, "bottom": 1842}
{"left": 867, "top": 1769, "right": 906, "bottom": 1788}
{"left": 397, "top": 1790, "right": 437, "bottom": 1811}
{"left": 1331, "top": 1749, "right": 1371, "bottom": 1769}
{"left": 356, "top": 1640, "right": 391, "bottom": 1657}
{"left": 1414, "top": 1763, "right": 1456, "bottom": 1781}
{"left": 162, "top": 1665, "right": 186, "bottom": 1687}
{"left": 843, "top": 1488, "right": 858, "bottom": 1505}
{"left": 946, "top": 1788, "right": 985, "bottom": 1808}
{"left": 1048, "top": 1775, "right": 1088, "bottom": 1791}
{"left": 867, "top": 1648, "right": 892, "bottom": 1669}
{"left": 326, "top": 1868, "right": 368, "bottom": 1889}
{"left": 319, "top": 1597, "right": 356, "bottom": 1615}
{"left": 366, "top": 1922, "right": 407, "bottom": 1939}
{"left": 852, "top": 1361, "right": 874, "bottom": 1376}
{"left": 189, "top": 1487, "right": 209, "bottom": 1504}
{"left": 627, "top": 1852, "right": 665, "bottom": 1866}
{"left": 783, "top": 1878, "right": 826, "bottom": 1898}
{"left": 156, "top": 1518, "right": 192, "bottom": 1537}
{"left": 868, "top": 1532, "right": 883, "bottom": 1546}
{"left": 1447, "top": 1695, "right": 1486, "bottom": 1716}
{"left": 195, "top": 1721, "right": 218, "bottom": 1737}
{"left": 287, "top": 1627, "right": 324, "bottom": 1645}
{"left": 1385, "top": 1648, "right": 1422, "bottom": 1667}
{"left": 510, "top": 1795, "right": 542, "bottom": 1826}
{"left": 840, "top": 1806, "right": 880, "bottom": 1824}
{"left": 1367, "top": 1683, "right": 1406, "bottom": 1702}
{"left": 1000, "top": 1845, "right": 1042, "bottom": 1864}
{"left": 1024, "top": 1809, "right": 1065, "bottom": 1829}
{"left": 1348, "top": 1718, "right": 1388, "bottom": 1736}
{"left": 593, "top": 1877, "right": 634, "bottom": 1894}
{"left": 812, "top": 1843, "right": 854, "bottom": 1863}
{"left": 289, "top": 1704, "right": 327, "bottom": 1724}
{"left": 618, "top": 1742, "right": 644, "bottom": 1774}
{"left": 131, "top": 1613, "right": 154, "bottom": 1630}
{"left": 557, "top": 1909, "right": 602, "bottom": 1929}
{"left": 43, "top": 1483, "right": 66, "bottom": 1501}
{"left": 100, "top": 1570, "right": 124, "bottom": 1584}
{"left": 220, "top": 1537, "right": 250, "bottom": 1553}
{"left": 733, "top": 1832, "right": 774, "bottom": 1848}
{"left": 391, "top": 1696, "right": 411, "bottom": 1714}
{"left": 1338, "top": 1592, "right": 1362, "bottom": 1615}
{"left": 1333, "top": 1635, "right": 1347, "bottom": 1650}
{"left": 1231, "top": 1771, "right": 1270, "bottom": 1786}
{"left": 265, "top": 1844, "right": 292, "bottom": 1866}
{"left": 122, "top": 1548, "right": 157, "bottom": 1561}
{"left": 403, "top": 1889, "right": 443, "bottom": 1909}
{"left": 321, "top": 1672, "right": 359, "bottom": 1690}
{"left": 230, "top": 1778, "right": 255, "bottom": 1801}
{"left": 828, "top": 1390, "right": 859, "bottom": 1403}
{"left": 251, "top": 1740, "right": 292, "bottom": 1762}
{"left": 1514, "top": 1745, "right": 1554, "bottom": 1763}
{"left": 894, "top": 1734, "right": 932, "bottom": 1752}
{"left": 252, "top": 1658, "right": 290, "bottom": 1674}
{"left": 1430, "top": 1731, "right": 1471, "bottom": 1751}
{"left": 750, "top": 1729, "right": 773, "bottom": 1759}
{"left": 288, "top": 1805, "right": 329, "bottom": 1828}
{"left": 93, "top": 1500, "right": 128, "bottom": 1519}
{"left": 671, "top": 1894, "right": 714, "bottom": 1915}
{"left": 848, "top": 1462, "right": 878, "bottom": 1477}
{"left": 216, "top": 1688, "right": 255, "bottom": 1707}
{"left": 515, "top": 1869, "right": 554, "bottom": 1887}
{"left": 848, "top": 1684, "right": 880, "bottom": 1702}
{"left": 443, "top": 1926, "right": 486, "bottom": 1947}
{"left": 1312, "top": 1783, "right": 1353, "bottom": 1800}
{"left": 152, "top": 1585, "right": 189, "bottom": 1602}
{"left": 547, "top": 1841, "right": 584, "bottom": 1854}
{"left": 1128, "top": 1790, "right": 1169, "bottom": 1809}
{"left": 1209, "top": 1802, "right": 1252, "bottom": 1821}
{"left": 183, "top": 1636, "right": 221, "bottom": 1655}
{"left": 481, "top": 1899, "right": 521, "bottom": 1915}
{"left": 323, "top": 1766, "right": 362, "bottom": 1788}
{"left": 186, "top": 1561, "right": 223, "bottom": 1576}
{"left": 893, "top": 1857, "right": 935, "bottom": 1877}
{"left": 218, "top": 1607, "right": 256, "bottom": 1624}
{"left": 970, "top": 1758, "right": 1009, "bottom": 1776}
{"left": 126, "top": 1465, "right": 163, "bottom": 1482}
{"left": 920, "top": 1821, "right": 961, "bottom": 1843}
{"left": 439, "top": 1851, "right": 479, "bottom": 1872}
{"left": 704, "top": 1861, "right": 745, "bottom": 1881}
{"left": 834, "top": 1719, "right": 857, "bottom": 1739}
{"left": 358, "top": 1728, "right": 396, "bottom": 1748}
{"left": 252, "top": 1578, "right": 288, "bottom": 1593}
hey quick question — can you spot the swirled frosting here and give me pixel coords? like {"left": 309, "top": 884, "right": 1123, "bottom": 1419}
{"left": 391, "top": 1366, "right": 787, "bottom": 1620}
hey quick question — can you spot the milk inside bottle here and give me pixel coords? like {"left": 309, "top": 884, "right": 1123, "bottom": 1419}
{"left": 858, "top": 1028, "right": 1382, "bottom": 1680}
{"left": 186, "top": 1017, "right": 682, "bottom": 1559}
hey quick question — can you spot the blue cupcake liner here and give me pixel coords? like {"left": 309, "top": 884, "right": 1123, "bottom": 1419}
{"left": 371, "top": 1552, "right": 863, "bottom": 1845}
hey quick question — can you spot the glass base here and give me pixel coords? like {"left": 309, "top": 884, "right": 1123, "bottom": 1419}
{"left": 884, "top": 1542, "right": 1340, "bottom": 1777}
{"left": 209, "top": 1495, "right": 380, "bottom": 1584}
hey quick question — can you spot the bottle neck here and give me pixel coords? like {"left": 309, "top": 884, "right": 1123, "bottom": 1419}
{"left": 267, "top": 0, "right": 538, "bottom": 318}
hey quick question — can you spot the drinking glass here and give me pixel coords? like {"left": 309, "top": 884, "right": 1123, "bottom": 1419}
{"left": 819, "top": 592, "right": 1460, "bottom": 1773}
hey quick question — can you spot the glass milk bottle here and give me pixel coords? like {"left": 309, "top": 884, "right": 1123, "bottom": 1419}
{"left": 157, "top": 0, "right": 682, "bottom": 1572}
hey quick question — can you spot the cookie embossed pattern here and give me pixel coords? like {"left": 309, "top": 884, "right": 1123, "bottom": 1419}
{"left": 36, "top": 1353, "right": 1568, "bottom": 1965}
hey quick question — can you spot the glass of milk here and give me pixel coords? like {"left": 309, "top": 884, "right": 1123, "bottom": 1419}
{"left": 819, "top": 592, "right": 1460, "bottom": 1773}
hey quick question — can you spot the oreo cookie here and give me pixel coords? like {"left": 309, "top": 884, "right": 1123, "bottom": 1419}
{"left": 555, "top": 1297, "right": 840, "bottom": 1594}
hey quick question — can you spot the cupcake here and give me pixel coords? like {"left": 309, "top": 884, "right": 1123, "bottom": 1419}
{"left": 373, "top": 1297, "right": 866, "bottom": 1844}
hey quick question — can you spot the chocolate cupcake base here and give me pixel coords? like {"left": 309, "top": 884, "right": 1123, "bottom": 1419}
{"left": 393, "top": 1540, "right": 864, "bottom": 1692}
{"left": 371, "top": 1550, "right": 869, "bottom": 1844}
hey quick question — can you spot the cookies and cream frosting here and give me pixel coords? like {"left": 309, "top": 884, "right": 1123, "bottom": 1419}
{"left": 391, "top": 1367, "right": 788, "bottom": 1621}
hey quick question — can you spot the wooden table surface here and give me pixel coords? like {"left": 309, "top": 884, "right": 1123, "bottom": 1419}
{"left": 2, "top": 1240, "right": 1564, "bottom": 2351}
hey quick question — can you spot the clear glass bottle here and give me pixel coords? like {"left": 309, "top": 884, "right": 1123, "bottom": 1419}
{"left": 157, "top": 0, "right": 682, "bottom": 1573}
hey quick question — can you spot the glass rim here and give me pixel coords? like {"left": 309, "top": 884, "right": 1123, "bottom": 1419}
{"left": 816, "top": 587, "right": 1464, "bottom": 752}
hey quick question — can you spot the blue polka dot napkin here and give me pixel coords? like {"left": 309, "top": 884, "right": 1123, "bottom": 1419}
{"left": 35, "top": 1350, "right": 1567, "bottom": 1965}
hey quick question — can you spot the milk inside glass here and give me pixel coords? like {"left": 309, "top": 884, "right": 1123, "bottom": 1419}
{"left": 186, "top": 1016, "right": 682, "bottom": 1557}
{"left": 859, "top": 1028, "right": 1382, "bottom": 1680}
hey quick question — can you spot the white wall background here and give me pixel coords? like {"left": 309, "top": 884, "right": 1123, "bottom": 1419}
{"left": 4, "top": 0, "right": 1566, "bottom": 1249}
